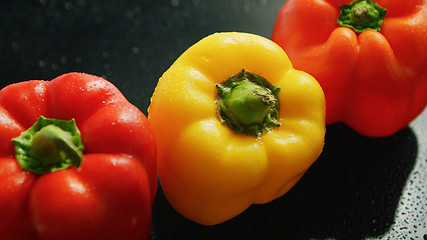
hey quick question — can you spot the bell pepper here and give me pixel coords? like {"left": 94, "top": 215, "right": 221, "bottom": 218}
{"left": 148, "top": 32, "right": 326, "bottom": 225}
{"left": 272, "top": 0, "right": 427, "bottom": 137}
{"left": 0, "top": 72, "right": 157, "bottom": 240}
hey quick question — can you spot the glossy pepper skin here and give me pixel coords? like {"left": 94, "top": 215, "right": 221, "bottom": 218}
{"left": 0, "top": 73, "right": 157, "bottom": 240}
{"left": 272, "top": 0, "right": 427, "bottom": 137}
{"left": 148, "top": 32, "right": 326, "bottom": 225}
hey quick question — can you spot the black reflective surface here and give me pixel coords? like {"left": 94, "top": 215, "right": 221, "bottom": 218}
{"left": 1, "top": 1, "right": 426, "bottom": 239}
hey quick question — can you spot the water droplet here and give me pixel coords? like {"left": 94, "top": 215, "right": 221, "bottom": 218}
{"left": 192, "top": 0, "right": 200, "bottom": 6}
{"left": 241, "top": 0, "right": 251, "bottom": 14}
{"left": 104, "top": 63, "right": 111, "bottom": 70}
{"left": 126, "top": 11, "right": 135, "bottom": 19}
{"left": 51, "top": 63, "right": 58, "bottom": 70}
{"left": 75, "top": 57, "right": 82, "bottom": 63}
{"left": 182, "top": 9, "right": 192, "bottom": 19}
{"left": 171, "top": 0, "right": 179, "bottom": 7}
{"left": 132, "top": 46, "right": 140, "bottom": 54}
{"left": 11, "top": 42, "right": 19, "bottom": 50}
{"left": 77, "top": 0, "right": 86, "bottom": 7}
{"left": 64, "top": 2, "right": 73, "bottom": 10}
{"left": 102, "top": 51, "right": 110, "bottom": 58}
{"left": 257, "top": 0, "right": 267, "bottom": 6}
{"left": 242, "top": 4, "right": 250, "bottom": 14}
{"left": 60, "top": 56, "right": 68, "bottom": 64}
{"left": 39, "top": 0, "right": 48, "bottom": 5}
{"left": 38, "top": 60, "right": 47, "bottom": 68}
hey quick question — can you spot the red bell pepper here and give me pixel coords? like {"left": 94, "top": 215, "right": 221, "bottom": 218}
{"left": 272, "top": 0, "right": 427, "bottom": 137}
{"left": 0, "top": 72, "right": 157, "bottom": 240}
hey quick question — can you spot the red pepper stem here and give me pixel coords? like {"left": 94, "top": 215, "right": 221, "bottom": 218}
{"left": 12, "top": 116, "right": 85, "bottom": 175}
{"left": 337, "top": 0, "right": 387, "bottom": 33}
{"left": 29, "top": 125, "right": 83, "bottom": 167}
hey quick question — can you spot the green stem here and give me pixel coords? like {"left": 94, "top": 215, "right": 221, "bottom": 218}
{"left": 12, "top": 116, "right": 84, "bottom": 175}
{"left": 216, "top": 69, "right": 281, "bottom": 136}
{"left": 30, "top": 125, "right": 83, "bottom": 167}
{"left": 338, "top": 0, "right": 387, "bottom": 33}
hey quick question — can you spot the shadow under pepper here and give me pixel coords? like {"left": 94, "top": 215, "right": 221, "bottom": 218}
{"left": 151, "top": 123, "right": 418, "bottom": 240}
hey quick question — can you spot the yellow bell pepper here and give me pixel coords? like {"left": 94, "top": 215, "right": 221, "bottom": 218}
{"left": 148, "top": 32, "right": 326, "bottom": 225}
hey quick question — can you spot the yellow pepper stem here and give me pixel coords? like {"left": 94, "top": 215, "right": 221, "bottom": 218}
{"left": 216, "top": 69, "right": 281, "bottom": 136}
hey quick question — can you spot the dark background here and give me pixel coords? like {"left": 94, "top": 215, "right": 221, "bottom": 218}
{"left": 1, "top": 0, "right": 426, "bottom": 239}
